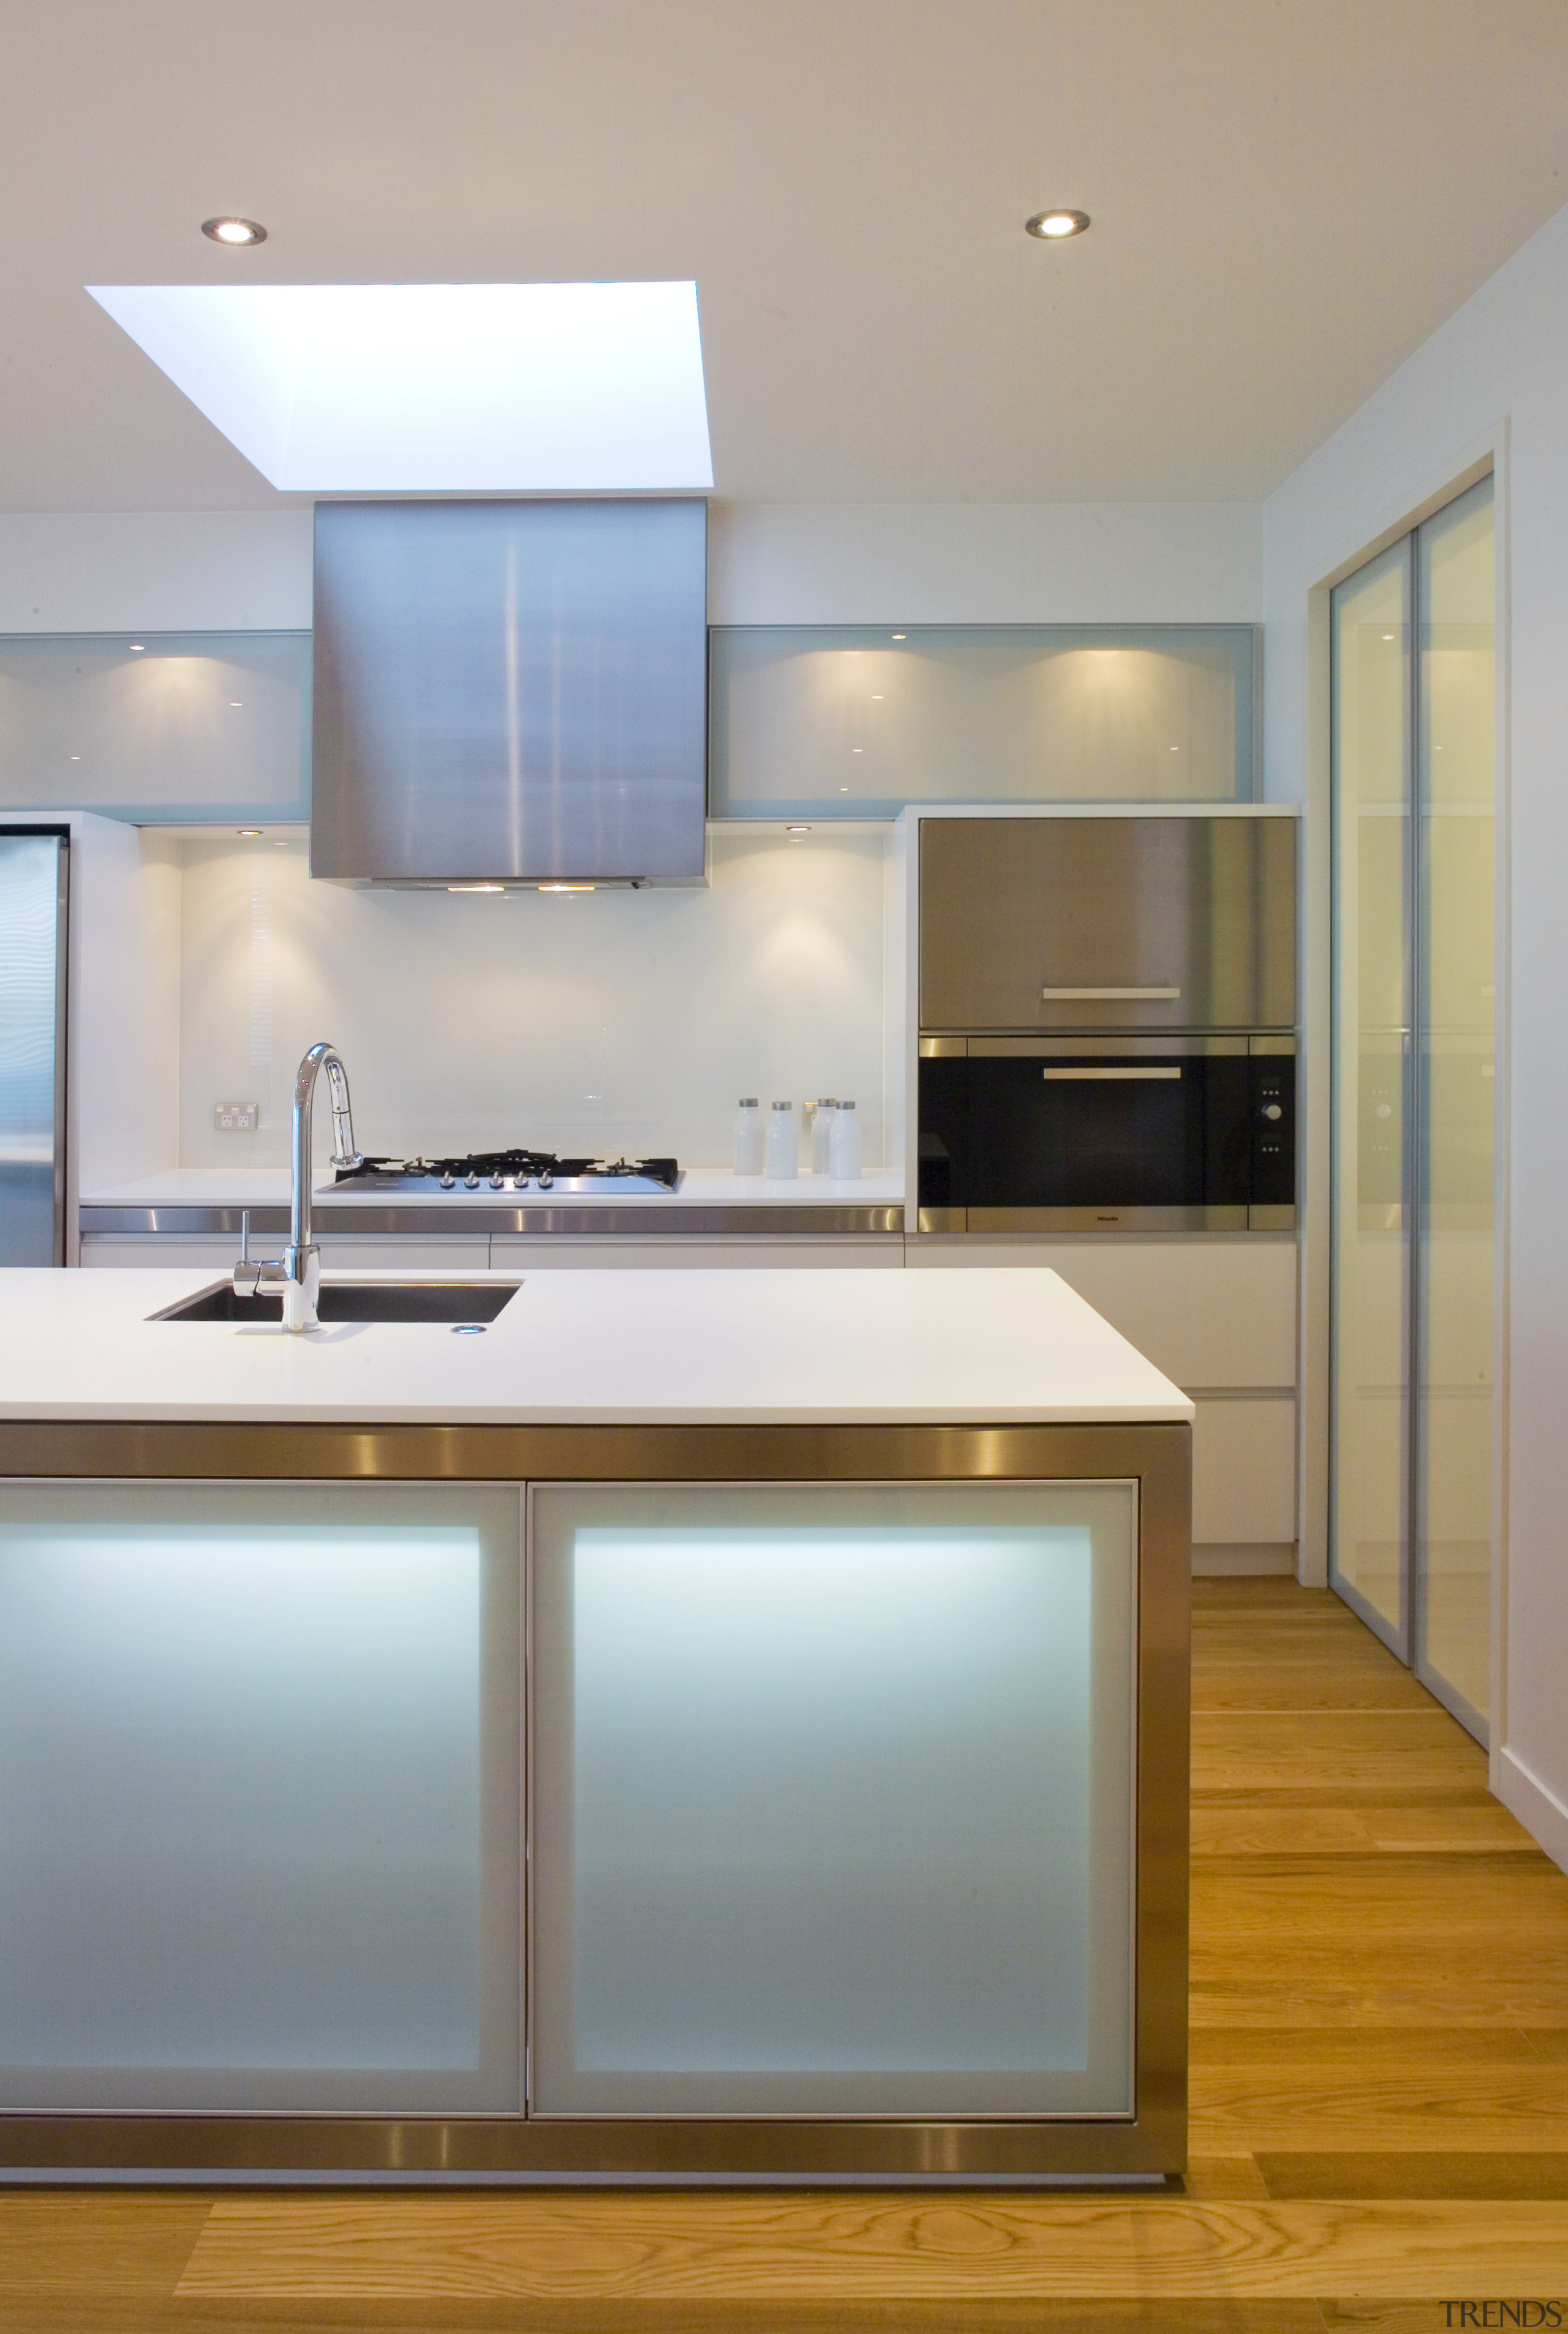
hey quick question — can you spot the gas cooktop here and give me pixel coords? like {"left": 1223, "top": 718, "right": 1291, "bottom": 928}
{"left": 332, "top": 1150, "right": 680, "bottom": 1197}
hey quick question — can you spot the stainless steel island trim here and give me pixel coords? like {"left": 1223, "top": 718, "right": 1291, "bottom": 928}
{"left": 79, "top": 1203, "right": 905, "bottom": 1240}
{"left": 0, "top": 1418, "right": 1189, "bottom": 2181}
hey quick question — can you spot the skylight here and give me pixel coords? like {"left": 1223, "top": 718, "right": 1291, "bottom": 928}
{"left": 85, "top": 281, "right": 713, "bottom": 493}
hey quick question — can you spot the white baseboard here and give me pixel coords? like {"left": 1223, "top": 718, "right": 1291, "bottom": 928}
{"left": 1191, "top": 1542, "right": 1297, "bottom": 1576}
{"left": 1497, "top": 1745, "right": 1568, "bottom": 1878}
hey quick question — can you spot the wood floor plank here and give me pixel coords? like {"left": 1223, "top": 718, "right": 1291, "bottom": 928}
{"left": 1355, "top": 1804, "right": 1540, "bottom": 1853}
{"left": 1190, "top": 1981, "right": 1568, "bottom": 2030}
{"left": 1257, "top": 2152, "right": 1568, "bottom": 2200}
{"left": 1190, "top": 1808, "right": 1382, "bottom": 1855}
{"left": 174, "top": 2195, "right": 1568, "bottom": 2300}
{"left": 0, "top": 2298, "right": 1338, "bottom": 2334}
{"left": 0, "top": 2192, "right": 211, "bottom": 2295}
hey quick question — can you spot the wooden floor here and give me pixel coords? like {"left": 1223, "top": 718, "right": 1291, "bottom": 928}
{"left": 6, "top": 1577, "right": 1568, "bottom": 2334}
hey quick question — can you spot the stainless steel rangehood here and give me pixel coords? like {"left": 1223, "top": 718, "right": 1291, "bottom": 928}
{"left": 310, "top": 498, "right": 708, "bottom": 886}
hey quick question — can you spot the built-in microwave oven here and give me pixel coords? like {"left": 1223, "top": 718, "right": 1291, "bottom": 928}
{"left": 918, "top": 1034, "right": 1295, "bottom": 1233}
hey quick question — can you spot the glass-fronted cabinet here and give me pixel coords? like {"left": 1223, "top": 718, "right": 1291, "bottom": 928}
{"left": 529, "top": 1480, "right": 1137, "bottom": 2118}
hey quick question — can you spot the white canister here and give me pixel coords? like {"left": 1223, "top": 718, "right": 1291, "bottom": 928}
{"left": 810, "top": 1098, "right": 837, "bottom": 1176}
{"left": 765, "top": 1100, "right": 798, "bottom": 1178}
{"left": 828, "top": 1098, "right": 861, "bottom": 1180}
{"left": 734, "top": 1098, "right": 764, "bottom": 1177}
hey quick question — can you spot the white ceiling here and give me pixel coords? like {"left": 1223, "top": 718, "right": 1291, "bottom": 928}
{"left": 4, "top": 0, "right": 1566, "bottom": 511}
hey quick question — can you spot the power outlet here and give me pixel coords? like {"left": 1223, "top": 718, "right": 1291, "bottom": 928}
{"left": 214, "top": 1101, "right": 260, "bottom": 1133}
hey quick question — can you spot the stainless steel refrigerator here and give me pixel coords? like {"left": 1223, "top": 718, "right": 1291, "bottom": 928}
{"left": 0, "top": 827, "right": 68, "bottom": 1267}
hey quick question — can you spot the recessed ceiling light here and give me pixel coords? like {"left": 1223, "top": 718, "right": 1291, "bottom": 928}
{"left": 891, "top": 632, "right": 906, "bottom": 641}
{"left": 785, "top": 824, "right": 812, "bottom": 835}
{"left": 236, "top": 827, "right": 263, "bottom": 837}
{"left": 129, "top": 642, "right": 145, "bottom": 652}
{"left": 1026, "top": 209, "right": 1091, "bottom": 240}
{"left": 230, "top": 700, "right": 243, "bottom": 707}
{"left": 202, "top": 217, "right": 267, "bottom": 247}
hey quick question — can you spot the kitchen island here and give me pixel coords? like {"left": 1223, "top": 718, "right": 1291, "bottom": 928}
{"left": 0, "top": 1265, "right": 1191, "bottom": 2184}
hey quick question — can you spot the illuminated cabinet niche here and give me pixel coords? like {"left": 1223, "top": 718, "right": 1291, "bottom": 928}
{"left": 708, "top": 624, "right": 1258, "bottom": 818}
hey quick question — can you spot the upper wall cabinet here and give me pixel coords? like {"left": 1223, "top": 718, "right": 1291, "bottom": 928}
{"left": 0, "top": 634, "right": 311, "bottom": 822}
{"left": 709, "top": 625, "right": 1259, "bottom": 818}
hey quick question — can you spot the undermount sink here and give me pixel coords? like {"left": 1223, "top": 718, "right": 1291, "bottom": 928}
{"left": 151, "top": 1280, "right": 521, "bottom": 1325}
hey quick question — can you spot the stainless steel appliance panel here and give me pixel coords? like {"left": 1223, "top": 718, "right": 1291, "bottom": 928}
{"left": 919, "top": 816, "right": 1297, "bottom": 1031}
{"left": 0, "top": 829, "right": 67, "bottom": 1267}
{"left": 311, "top": 499, "right": 708, "bottom": 884}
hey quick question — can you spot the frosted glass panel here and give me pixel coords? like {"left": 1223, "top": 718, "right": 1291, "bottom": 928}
{"left": 1330, "top": 542, "right": 1411, "bottom": 1646}
{"left": 0, "top": 1483, "right": 519, "bottom": 2111}
{"left": 530, "top": 1481, "right": 1136, "bottom": 2117}
{"left": 709, "top": 625, "right": 1257, "bottom": 816}
{"left": 0, "top": 633, "right": 309, "bottom": 821}
{"left": 1416, "top": 475, "right": 1494, "bottom": 1730}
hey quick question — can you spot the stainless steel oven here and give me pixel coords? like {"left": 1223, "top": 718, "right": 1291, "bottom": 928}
{"left": 916, "top": 813, "right": 1298, "bottom": 1235}
{"left": 918, "top": 1034, "right": 1295, "bottom": 1233}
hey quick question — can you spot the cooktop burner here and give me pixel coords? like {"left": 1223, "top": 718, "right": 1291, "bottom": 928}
{"left": 333, "top": 1150, "right": 680, "bottom": 1196}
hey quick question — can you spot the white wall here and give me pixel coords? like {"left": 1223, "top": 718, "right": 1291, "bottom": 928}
{"left": 176, "top": 827, "right": 891, "bottom": 1172}
{"left": 1262, "top": 194, "right": 1568, "bottom": 1867}
{"left": 0, "top": 513, "right": 312, "bottom": 633}
{"left": 709, "top": 503, "right": 1262, "bottom": 624}
{"left": 0, "top": 502, "right": 1263, "bottom": 636}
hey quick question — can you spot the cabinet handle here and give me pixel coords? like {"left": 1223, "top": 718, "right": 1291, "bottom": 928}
{"left": 1042, "top": 1066, "right": 1182, "bottom": 1082}
{"left": 1040, "top": 985, "right": 1182, "bottom": 1001}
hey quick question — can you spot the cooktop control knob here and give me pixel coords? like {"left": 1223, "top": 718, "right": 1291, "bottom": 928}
{"left": 439, "top": 1172, "right": 456, "bottom": 1189}
{"left": 464, "top": 1171, "right": 480, "bottom": 1189}
{"left": 538, "top": 1170, "right": 553, "bottom": 1189}
{"left": 489, "top": 1172, "right": 504, "bottom": 1190}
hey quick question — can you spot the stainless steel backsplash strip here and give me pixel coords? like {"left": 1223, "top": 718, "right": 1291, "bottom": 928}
{"left": 80, "top": 1204, "right": 905, "bottom": 1240}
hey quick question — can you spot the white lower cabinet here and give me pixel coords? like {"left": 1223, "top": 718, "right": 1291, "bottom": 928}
{"left": 1191, "top": 1398, "right": 1298, "bottom": 1547}
{"left": 487, "top": 1238, "right": 903, "bottom": 1270}
{"left": 80, "top": 1236, "right": 236, "bottom": 1270}
{"left": 80, "top": 1235, "right": 492, "bottom": 1272}
{"left": 908, "top": 1238, "right": 1300, "bottom": 1564}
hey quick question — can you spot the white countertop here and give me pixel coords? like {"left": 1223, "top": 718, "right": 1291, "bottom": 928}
{"left": 0, "top": 1266, "right": 1192, "bottom": 1427}
{"left": 79, "top": 1167, "right": 905, "bottom": 1210}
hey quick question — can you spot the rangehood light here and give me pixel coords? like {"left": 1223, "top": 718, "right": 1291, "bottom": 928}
{"left": 1025, "top": 209, "right": 1090, "bottom": 239}
{"left": 537, "top": 882, "right": 596, "bottom": 893}
{"left": 202, "top": 217, "right": 267, "bottom": 246}
{"left": 447, "top": 882, "right": 505, "bottom": 893}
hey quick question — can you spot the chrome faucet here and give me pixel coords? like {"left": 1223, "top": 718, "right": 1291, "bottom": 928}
{"left": 233, "top": 1042, "right": 362, "bottom": 1331}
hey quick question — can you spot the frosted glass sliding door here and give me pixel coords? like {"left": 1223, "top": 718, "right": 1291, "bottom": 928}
{"left": 1330, "top": 475, "right": 1496, "bottom": 1740}
{"left": 0, "top": 1483, "right": 521, "bottom": 2111}
{"left": 529, "top": 1481, "right": 1137, "bottom": 2118}
{"left": 1415, "top": 483, "right": 1496, "bottom": 1730}
{"left": 1330, "top": 543, "right": 1412, "bottom": 1645}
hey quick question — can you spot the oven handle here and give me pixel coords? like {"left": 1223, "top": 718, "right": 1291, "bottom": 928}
{"left": 1041, "top": 1066, "right": 1183, "bottom": 1080}
{"left": 1039, "top": 985, "right": 1182, "bottom": 1001}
